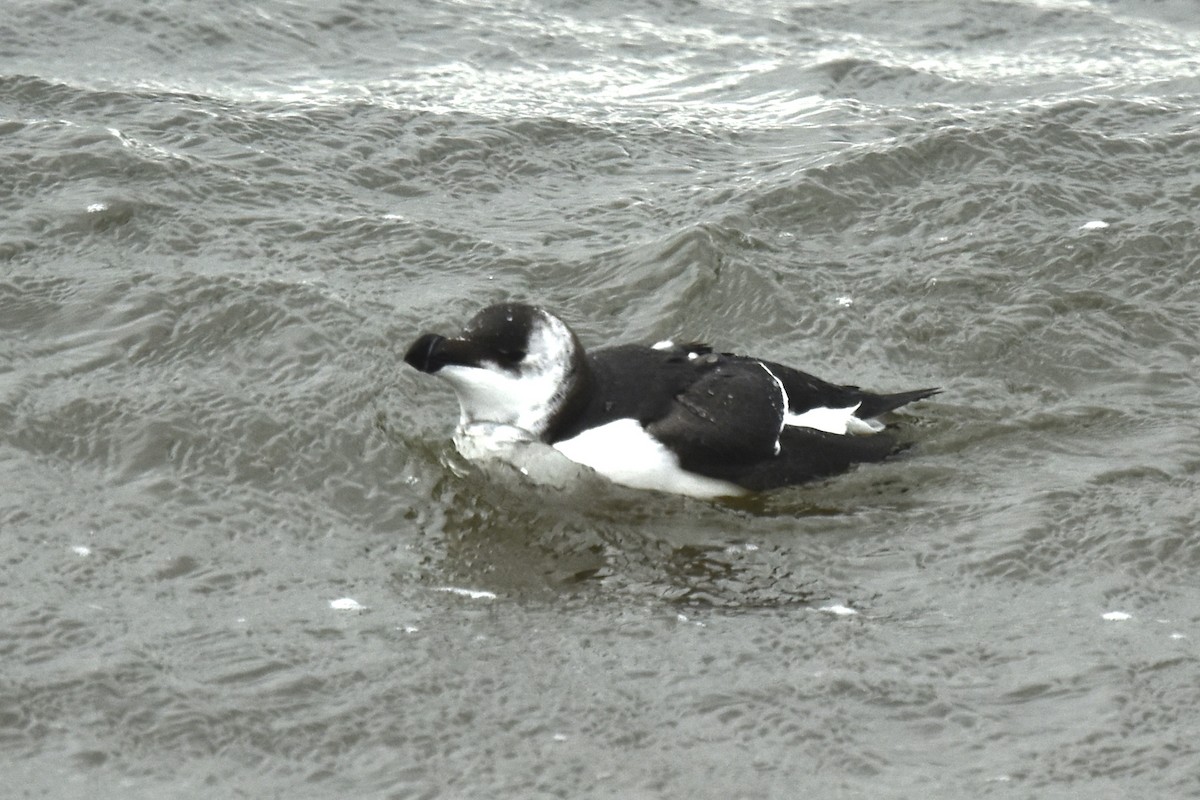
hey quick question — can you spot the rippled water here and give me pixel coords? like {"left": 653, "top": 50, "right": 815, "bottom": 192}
{"left": 4, "top": 0, "right": 1200, "bottom": 797}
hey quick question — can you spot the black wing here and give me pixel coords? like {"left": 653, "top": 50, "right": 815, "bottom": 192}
{"left": 644, "top": 357, "right": 913, "bottom": 489}
{"left": 570, "top": 344, "right": 937, "bottom": 493}
{"left": 722, "top": 426, "right": 903, "bottom": 491}
{"left": 644, "top": 357, "right": 786, "bottom": 471}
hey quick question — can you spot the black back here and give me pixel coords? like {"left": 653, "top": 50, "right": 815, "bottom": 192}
{"left": 544, "top": 343, "right": 937, "bottom": 490}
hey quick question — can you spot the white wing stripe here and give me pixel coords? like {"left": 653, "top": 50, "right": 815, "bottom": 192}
{"left": 757, "top": 363, "right": 787, "bottom": 455}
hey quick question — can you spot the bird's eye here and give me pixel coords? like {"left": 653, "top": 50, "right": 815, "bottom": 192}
{"left": 495, "top": 348, "right": 525, "bottom": 363}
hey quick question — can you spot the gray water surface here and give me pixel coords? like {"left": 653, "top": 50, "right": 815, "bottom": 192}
{"left": 3, "top": 1, "right": 1200, "bottom": 797}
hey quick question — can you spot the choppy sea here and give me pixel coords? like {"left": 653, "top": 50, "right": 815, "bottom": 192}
{"left": 4, "top": 0, "right": 1200, "bottom": 797}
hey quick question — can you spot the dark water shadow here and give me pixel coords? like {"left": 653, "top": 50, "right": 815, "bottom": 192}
{"left": 395, "top": 441, "right": 927, "bottom": 612}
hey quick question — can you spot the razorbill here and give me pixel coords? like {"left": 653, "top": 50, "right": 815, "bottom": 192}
{"left": 404, "top": 303, "right": 939, "bottom": 498}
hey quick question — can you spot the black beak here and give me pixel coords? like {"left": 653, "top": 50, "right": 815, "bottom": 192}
{"left": 404, "top": 333, "right": 448, "bottom": 373}
{"left": 405, "top": 333, "right": 487, "bottom": 374}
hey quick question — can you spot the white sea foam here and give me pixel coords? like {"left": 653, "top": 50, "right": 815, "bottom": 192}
{"left": 434, "top": 587, "right": 497, "bottom": 601}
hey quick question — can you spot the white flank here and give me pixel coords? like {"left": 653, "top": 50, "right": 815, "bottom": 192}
{"left": 330, "top": 598, "right": 364, "bottom": 611}
{"left": 651, "top": 340, "right": 675, "bottom": 350}
{"left": 1102, "top": 611, "right": 1132, "bottom": 621}
{"left": 785, "top": 402, "right": 883, "bottom": 435}
{"left": 846, "top": 415, "right": 886, "bottom": 434}
{"left": 553, "top": 418, "right": 745, "bottom": 498}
